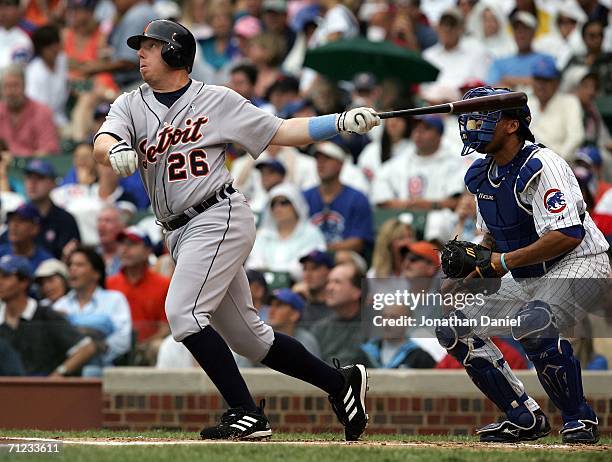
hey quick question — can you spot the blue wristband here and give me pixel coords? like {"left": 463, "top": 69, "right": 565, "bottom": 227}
{"left": 500, "top": 253, "right": 510, "bottom": 272}
{"left": 308, "top": 114, "right": 338, "bottom": 141}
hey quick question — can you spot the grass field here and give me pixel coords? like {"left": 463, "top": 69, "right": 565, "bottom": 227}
{"left": 0, "top": 430, "right": 610, "bottom": 462}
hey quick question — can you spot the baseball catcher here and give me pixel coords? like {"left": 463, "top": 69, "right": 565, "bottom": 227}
{"left": 434, "top": 86, "right": 610, "bottom": 444}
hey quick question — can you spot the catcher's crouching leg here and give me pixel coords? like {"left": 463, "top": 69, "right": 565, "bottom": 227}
{"left": 512, "top": 301, "right": 599, "bottom": 444}
{"left": 436, "top": 309, "right": 550, "bottom": 442}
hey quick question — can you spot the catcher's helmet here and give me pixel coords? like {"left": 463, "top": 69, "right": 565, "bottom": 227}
{"left": 458, "top": 86, "right": 534, "bottom": 157}
{"left": 127, "top": 20, "right": 196, "bottom": 73}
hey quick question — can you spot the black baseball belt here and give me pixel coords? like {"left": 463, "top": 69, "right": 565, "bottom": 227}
{"left": 160, "top": 184, "right": 237, "bottom": 231}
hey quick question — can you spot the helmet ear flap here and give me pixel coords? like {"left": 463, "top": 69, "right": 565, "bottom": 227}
{"left": 161, "top": 42, "right": 184, "bottom": 68}
{"left": 162, "top": 42, "right": 190, "bottom": 70}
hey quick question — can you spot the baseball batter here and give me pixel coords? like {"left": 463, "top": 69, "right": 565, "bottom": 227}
{"left": 436, "top": 87, "right": 610, "bottom": 444}
{"left": 93, "top": 20, "right": 377, "bottom": 441}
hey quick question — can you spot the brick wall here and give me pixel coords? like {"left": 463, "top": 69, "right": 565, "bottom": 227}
{"left": 103, "top": 393, "right": 612, "bottom": 435}
{"left": 0, "top": 378, "right": 102, "bottom": 430}
{"left": 102, "top": 369, "right": 612, "bottom": 435}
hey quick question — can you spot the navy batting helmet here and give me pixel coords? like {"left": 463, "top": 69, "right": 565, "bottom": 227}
{"left": 457, "top": 86, "right": 534, "bottom": 156}
{"left": 127, "top": 20, "right": 196, "bottom": 73}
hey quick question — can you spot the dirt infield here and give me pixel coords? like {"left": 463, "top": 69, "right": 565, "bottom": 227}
{"left": 1, "top": 436, "right": 609, "bottom": 452}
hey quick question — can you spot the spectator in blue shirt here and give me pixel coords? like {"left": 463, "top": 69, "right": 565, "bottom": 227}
{"left": 303, "top": 142, "right": 374, "bottom": 256}
{"left": 23, "top": 159, "right": 81, "bottom": 259}
{"left": 0, "top": 204, "right": 53, "bottom": 272}
{"left": 487, "top": 11, "right": 554, "bottom": 88}
{"left": 54, "top": 246, "right": 132, "bottom": 371}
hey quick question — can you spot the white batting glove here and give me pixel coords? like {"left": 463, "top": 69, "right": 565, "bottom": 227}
{"left": 108, "top": 140, "right": 138, "bottom": 177}
{"left": 336, "top": 107, "right": 381, "bottom": 134}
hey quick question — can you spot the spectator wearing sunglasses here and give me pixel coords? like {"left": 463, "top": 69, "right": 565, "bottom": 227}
{"left": 247, "top": 183, "right": 326, "bottom": 281}
{"left": 400, "top": 241, "right": 440, "bottom": 279}
{"left": 398, "top": 241, "right": 447, "bottom": 362}
{"left": 565, "top": 19, "right": 612, "bottom": 95}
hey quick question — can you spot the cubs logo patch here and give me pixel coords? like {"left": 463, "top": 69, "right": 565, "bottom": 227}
{"left": 544, "top": 188, "right": 566, "bottom": 213}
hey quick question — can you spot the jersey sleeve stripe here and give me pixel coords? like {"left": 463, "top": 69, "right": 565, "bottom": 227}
{"left": 93, "top": 131, "right": 124, "bottom": 143}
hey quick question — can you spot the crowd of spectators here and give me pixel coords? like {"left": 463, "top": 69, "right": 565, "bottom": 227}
{"left": 0, "top": 0, "right": 611, "bottom": 376}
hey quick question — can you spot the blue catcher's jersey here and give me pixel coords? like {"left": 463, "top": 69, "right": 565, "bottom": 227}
{"left": 465, "top": 142, "right": 608, "bottom": 278}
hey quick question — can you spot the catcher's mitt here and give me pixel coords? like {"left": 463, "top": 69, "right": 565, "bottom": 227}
{"left": 440, "top": 238, "right": 498, "bottom": 279}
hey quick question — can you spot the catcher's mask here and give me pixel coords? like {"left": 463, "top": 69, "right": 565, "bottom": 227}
{"left": 458, "top": 86, "right": 534, "bottom": 157}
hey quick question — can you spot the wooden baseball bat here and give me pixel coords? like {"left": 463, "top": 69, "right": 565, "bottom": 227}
{"left": 376, "top": 92, "right": 528, "bottom": 119}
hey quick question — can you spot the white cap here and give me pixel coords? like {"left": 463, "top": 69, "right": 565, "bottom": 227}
{"left": 511, "top": 11, "right": 537, "bottom": 29}
{"left": 313, "top": 142, "right": 346, "bottom": 162}
{"left": 557, "top": 0, "right": 588, "bottom": 23}
{"left": 34, "top": 259, "right": 69, "bottom": 280}
{"left": 154, "top": 1, "right": 181, "bottom": 20}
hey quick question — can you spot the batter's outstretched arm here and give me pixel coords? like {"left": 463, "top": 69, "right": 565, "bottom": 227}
{"left": 270, "top": 118, "right": 317, "bottom": 146}
{"left": 496, "top": 231, "right": 582, "bottom": 270}
{"left": 270, "top": 108, "right": 381, "bottom": 146}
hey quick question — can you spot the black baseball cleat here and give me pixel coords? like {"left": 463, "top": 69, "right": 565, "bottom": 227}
{"left": 328, "top": 360, "right": 369, "bottom": 441}
{"left": 477, "top": 410, "right": 551, "bottom": 443}
{"left": 200, "top": 400, "right": 272, "bottom": 440}
{"left": 561, "top": 419, "right": 599, "bottom": 444}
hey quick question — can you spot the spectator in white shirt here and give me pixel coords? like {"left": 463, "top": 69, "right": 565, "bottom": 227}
{"left": 247, "top": 183, "right": 326, "bottom": 281}
{"left": 25, "top": 24, "right": 69, "bottom": 128}
{"left": 0, "top": 0, "right": 32, "bottom": 68}
{"left": 529, "top": 55, "right": 585, "bottom": 161}
{"left": 466, "top": 0, "right": 516, "bottom": 59}
{"left": 420, "top": 7, "right": 491, "bottom": 104}
{"left": 309, "top": 0, "right": 359, "bottom": 48}
{"left": 372, "top": 115, "right": 467, "bottom": 210}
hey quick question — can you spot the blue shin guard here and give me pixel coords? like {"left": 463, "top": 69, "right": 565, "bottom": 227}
{"left": 449, "top": 338, "right": 538, "bottom": 427}
{"left": 436, "top": 310, "right": 542, "bottom": 436}
{"left": 513, "top": 301, "right": 598, "bottom": 442}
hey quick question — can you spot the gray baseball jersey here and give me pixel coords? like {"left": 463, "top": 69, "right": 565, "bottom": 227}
{"left": 96, "top": 80, "right": 282, "bottom": 350}
{"left": 98, "top": 81, "right": 283, "bottom": 221}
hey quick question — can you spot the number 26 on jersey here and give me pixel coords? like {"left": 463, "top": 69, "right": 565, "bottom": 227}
{"left": 167, "top": 148, "right": 209, "bottom": 182}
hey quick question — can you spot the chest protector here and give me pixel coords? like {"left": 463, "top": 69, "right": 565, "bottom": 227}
{"left": 465, "top": 144, "right": 565, "bottom": 278}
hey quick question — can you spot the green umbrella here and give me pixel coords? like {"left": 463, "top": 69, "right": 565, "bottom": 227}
{"left": 303, "top": 37, "right": 439, "bottom": 83}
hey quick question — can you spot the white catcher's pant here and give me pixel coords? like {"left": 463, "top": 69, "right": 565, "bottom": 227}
{"left": 461, "top": 252, "right": 611, "bottom": 339}
{"left": 164, "top": 192, "right": 274, "bottom": 362}
{"left": 454, "top": 252, "right": 610, "bottom": 414}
